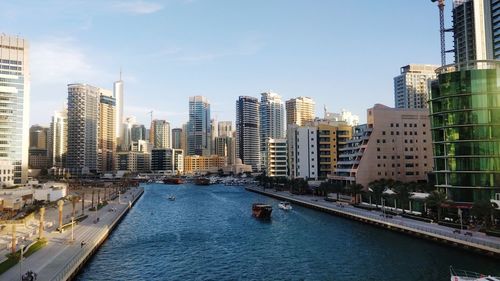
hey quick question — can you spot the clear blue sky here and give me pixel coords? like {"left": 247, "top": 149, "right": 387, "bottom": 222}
{"left": 1, "top": 0, "right": 450, "bottom": 128}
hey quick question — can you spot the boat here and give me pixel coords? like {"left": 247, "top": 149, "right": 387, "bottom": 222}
{"left": 194, "top": 177, "right": 211, "bottom": 186}
{"left": 252, "top": 203, "right": 272, "bottom": 219}
{"left": 168, "top": 195, "right": 176, "bottom": 201}
{"left": 278, "top": 201, "right": 292, "bottom": 211}
{"left": 164, "top": 177, "right": 184, "bottom": 184}
{"left": 450, "top": 266, "right": 500, "bottom": 281}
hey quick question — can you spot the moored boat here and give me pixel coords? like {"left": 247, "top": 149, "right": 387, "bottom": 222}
{"left": 450, "top": 266, "right": 500, "bottom": 281}
{"left": 252, "top": 203, "right": 272, "bottom": 219}
{"left": 194, "top": 177, "right": 211, "bottom": 185}
{"left": 278, "top": 201, "right": 292, "bottom": 211}
{"left": 164, "top": 177, "right": 184, "bottom": 184}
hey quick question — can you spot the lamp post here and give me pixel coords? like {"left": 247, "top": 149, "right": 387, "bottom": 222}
{"left": 458, "top": 208, "right": 463, "bottom": 230}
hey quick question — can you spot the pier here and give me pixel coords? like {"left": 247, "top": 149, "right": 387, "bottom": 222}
{"left": 246, "top": 186, "right": 500, "bottom": 259}
{"left": 0, "top": 186, "right": 144, "bottom": 281}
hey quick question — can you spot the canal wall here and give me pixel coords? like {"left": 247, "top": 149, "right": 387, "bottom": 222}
{"left": 246, "top": 187, "right": 500, "bottom": 259}
{"left": 52, "top": 186, "right": 144, "bottom": 281}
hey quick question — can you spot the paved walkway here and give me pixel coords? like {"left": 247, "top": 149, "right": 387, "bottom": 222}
{"left": 0, "top": 187, "right": 143, "bottom": 281}
{"left": 247, "top": 187, "right": 500, "bottom": 253}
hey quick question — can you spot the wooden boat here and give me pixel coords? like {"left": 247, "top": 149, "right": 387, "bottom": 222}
{"left": 194, "top": 177, "right": 211, "bottom": 186}
{"left": 252, "top": 203, "right": 272, "bottom": 219}
{"left": 164, "top": 177, "right": 184, "bottom": 184}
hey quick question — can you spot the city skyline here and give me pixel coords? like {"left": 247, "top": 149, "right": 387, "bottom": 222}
{"left": 2, "top": 0, "right": 448, "bottom": 128}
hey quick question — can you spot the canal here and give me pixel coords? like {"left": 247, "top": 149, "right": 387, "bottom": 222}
{"left": 76, "top": 183, "right": 499, "bottom": 280}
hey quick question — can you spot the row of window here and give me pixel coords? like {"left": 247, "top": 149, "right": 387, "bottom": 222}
{"left": 390, "top": 123, "right": 425, "bottom": 128}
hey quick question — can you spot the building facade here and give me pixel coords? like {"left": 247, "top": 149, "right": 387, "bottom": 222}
{"left": 171, "top": 128, "right": 183, "bottom": 150}
{"left": 151, "top": 148, "right": 183, "bottom": 174}
{"left": 287, "top": 125, "right": 318, "bottom": 180}
{"left": 286, "top": 97, "right": 315, "bottom": 126}
{"left": 214, "top": 136, "right": 236, "bottom": 165}
{"left": 266, "top": 138, "right": 287, "bottom": 177}
{"left": 98, "top": 90, "right": 116, "bottom": 172}
{"left": 183, "top": 155, "right": 226, "bottom": 175}
{"left": 333, "top": 104, "right": 433, "bottom": 188}
{"left": 149, "top": 119, "right": 171, "bottom": 149}
{"left": 260, "top": 92, "right": 285, "bottom": 172}
{"left": 394, "top": 64, "right": 438, "bottom": 109}
{"left": 236, "top": 96, "right": 261, "bottom": 172}
{"left": 0, "top": 35, "right": 30, "bottom": 184}
{"left": 49, "top": 109, "right": 67, "bottom": 168}
{"left": 66, "top": 84, "right": 100, "bottom": 175}
{"left": 218, "top": 121, "right": 233, "bottom": 137}
{"left": 187, "top": 96, "right": 211, "bottom": 156}
{"left": 113, "top": 77, "right": 124, "bottom": 150}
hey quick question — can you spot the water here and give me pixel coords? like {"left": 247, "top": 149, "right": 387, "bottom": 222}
{"left": 76, "top": 184, "right": 499, "bottom": 281}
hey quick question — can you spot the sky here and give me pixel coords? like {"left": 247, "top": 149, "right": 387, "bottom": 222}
{"left": 1, "top": 0, "right": 451, "bottom": 128}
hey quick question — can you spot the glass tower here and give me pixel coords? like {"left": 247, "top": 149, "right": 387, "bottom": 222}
{"left": 187, "top": 96, "right": 211, "bottom": 156}
{"left": 430, "top": 61, "right": 500, "bottom": 202}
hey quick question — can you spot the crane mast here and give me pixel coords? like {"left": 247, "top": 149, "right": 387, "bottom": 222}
{"left": 432, "top": 0, "right": 447, "bottom": 66}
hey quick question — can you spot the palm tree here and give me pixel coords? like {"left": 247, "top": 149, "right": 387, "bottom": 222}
{"left": 425, "top": 190, "right": 448, "bottom": 221}
{"left": 369, "top": 179, "right": 386, "bottom": 207}
{"left": 471, "top": 200, "right": 495, "bottom": 228}
{"left": 348, "top": 184, "right": 364, "bottom": 204}
{"left": 394, "top": 182, "right": 410, "bottom": 213}
{"left": 331, "top": 182, "right": 343, "bottom": 200}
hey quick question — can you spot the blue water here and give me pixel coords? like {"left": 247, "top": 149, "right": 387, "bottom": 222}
{"left": 76, "top": 184, "right": 499, "bottom": 281}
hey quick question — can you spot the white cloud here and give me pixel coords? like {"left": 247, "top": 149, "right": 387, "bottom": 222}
{"left": 112, "top": 1, "right": 164, "bottom": 14}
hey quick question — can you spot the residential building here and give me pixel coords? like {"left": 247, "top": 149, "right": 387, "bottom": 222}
{"left": 171, "top": 128, "right": 183, "bottom": 150}
{"left": 236, "top": 96, "right": 261, "bottom": 172}
{"left": 187, "top": 96, "right": 211, "bottom": 156}
{"left": 66, "top": 83, "right": 100, "bottom": 175}
{"left": 28, "top": 149, "right": 49, "bottom": 169}
{"left": 286, "top": 97, "right": 315, "bottom": 126}
{"left": 98, "top": 90, "right": 116, "bottom": 173}
{"left": 183, "top": 155, "right": 226, "bottom": 175}
{"left": 214, "top": 136, "right": 236, "bottom": 165}
{"left": 218, "top": 121, "right": 233, "bottom": 137}
{"left": 49, "top": 109, "right": 67, "bottom": 167}
{"left": 260, "top": 92, "right": 285, "bottom": 172}
{"left": 332, "top": 104, "right": 433, "bottom": 188}
{"left": 210, "top": 118, "right": 218, "bottom": 154}
{"left": 116, "top": 151, "right": 151, "bottom": 173}
{"left": 0, "top": 35, "right": 30, "bottom": 184}
{"left": 149, "top": 119, "right": 171, "bottom": 149}
{"left": 29, "top": 125, "right": 49, "bottom": 149}
{"left": 266, "top": 138, "right": 287, "bottom": 177}
{"left": 151, "top": 148, "right": 183, "bottom": 174}
{"left": 394, "top": 64, "right": 438, "bottom": 109}
{"left": 131, "top": 124, "right": 147, "bottom": 142}
{"left": 287, "top": 125, "right": 318, "bottom": 180}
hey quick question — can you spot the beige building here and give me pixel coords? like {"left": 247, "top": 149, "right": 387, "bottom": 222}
{"left": 333, "top": 104, "right": 433, "bottom": 187}
{"left": 266, "top": 138, "right": 287, "bottom": 177}
{"left": 98, "top": 90, "right": 116, "bottom": 172}
{"left": 183, "top": 155, "right": 227, "bottom": 175}
{"left": 286, "top": 97, "right": 315, "bottom": 126}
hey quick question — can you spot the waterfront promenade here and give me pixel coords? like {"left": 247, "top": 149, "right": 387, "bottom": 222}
{"left": 246, "top": 186, "right": 500, "bottom": 258}
{"left": 0, "top": 186, "right": 143, "bottom": 281}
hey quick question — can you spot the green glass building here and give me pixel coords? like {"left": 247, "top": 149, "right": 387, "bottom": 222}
{"left": 430, "top": 61, "right": 500, "bottom": 203}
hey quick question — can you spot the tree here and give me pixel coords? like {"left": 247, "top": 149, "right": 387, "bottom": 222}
{"left": 348, "top": 184, "right": 364, "bottom": 204}
{"left": 394, "top": 182, "right": 410, "bottom": 213}
{"left": 425, "top": 190, "right": 449, "bottom": 221}
{"left": 369, "top": 179, "right": 387, "bottom": 207}
{"left": 471, "top": 200, "right": 495, "bottom": 228}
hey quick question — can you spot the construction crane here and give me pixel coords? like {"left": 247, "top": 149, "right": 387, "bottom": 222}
{"left": 431, "top": 0, "right": 447, "bottom": 66}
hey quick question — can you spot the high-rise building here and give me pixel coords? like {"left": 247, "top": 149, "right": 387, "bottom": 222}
{"left": 66, "top": 84, "right": 100, "bottom": 175}
{"left": 210, "top": 118, "right": 218, "bottom": 155}
{"left": 324, "top": 108, "right": 360, "bottom": 126}
{"left": 151, "top": 148, "right": 183, "bottom": 174}
{"left": 287, "top": 125, "right": 318, "bottom": 180}
{"left": 98, "top": 89, "right": 116, "bottom": 172}
{"left": 121, "top": 116, "right": 136, "bottom": 151}
{"left": 236, "top": 96, "right": 261, "bottom": 172}
{"left": 333, "top": 104, "right": 433, "bottom": 188}
{"left": 49, "top": 109, "right": 67, "bottom": 168}
{"left": 187, "top": 96, "right": 211, "bottom": 156}
{"left": 113, "top": 75, "right": 124, "bottom": 150}
{"left": 172, "top": 128, "right": 183, "bottom": 150}
{"left": 131, "top": 124, "right": 147, "bottom": 142}
{"left": 0, "top": 35, "right": 30, "bottom": 184}
{"left": 393, "top": 65, "right": 438, "bottom": 109}
{"left": 214, "top": 136, "right": 235, "bottom": 165}
{"left": 260, "top": 92, "right": 285, "bottom": 172}
{"left": 218, "top": 121, "right": 233, "bottom": 137}
{"left": 266, "top": 138, "right": 287, "bottom": 177}
{"left": 149, "top": 120, "right": 171, "bottom": 149}
{"left": 181, "top": 123, "right": 188, "bottom": 154}
{"left": 286, "top": 97, "right": 315, "bottom": 126}
{"left": 29, "top": 125, "right": 49, "bottom": 149}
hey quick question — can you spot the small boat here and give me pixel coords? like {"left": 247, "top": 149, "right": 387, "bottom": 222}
{"left": 168, "top": 195, "right": 176, "bottom": 201}
{"left": 194, "top": 177, "right": 211, "bottom": 186}
{"left": 164, "top": 177, "right": 184, "bottom": 184}
{"left": 450, "top": 266, "right": 500, "bottom": 281}
{"left": 155, "top": 180, "right": 164, "bottom": 184}
{"left": 278, "top": 201, "right": 292, "bottom": 211}
{"left": 252, "top": 203, "right": 272, "bottom": 219}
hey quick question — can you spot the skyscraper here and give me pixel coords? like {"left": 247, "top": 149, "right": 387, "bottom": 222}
{"left": 286, "top": 97, "right": 315, "bottom": 126}
{"left": 236, "top": 96, "right": 260, "bottom": 172}
{"left": 394, "top": 65, "right": 438, "bottom": 109}
{"left": 113, "top": 75, "right": 124, "bottom": 150}
{"left": 29, "top": 125, "right": 49, "bottom": 149}
{"left": 260, "top": 92, "right": 285, "bottom": 172}
{"left": 149, "top": 119, "right": 171, "bottom": 149}
{"left": 218, "top": 121, "right": 233, "bottom": 137}
{"left": 49, "top": 109, "right": 67, "bottom": 168}
{"left": 187, "top": 96, "right": 211, "bottom": 156}
{"left": 131, "top": 124, "right": 147, "bottom": 142}
{"left": 66, "top": 84, "right": 100, "bottom": 175}
{"left": 172, "top": 128, "right": 183, "bottom": 150}
{"left": 0, "top": 35, "right": 30, "bottom": 184}
{"left": 98, "top": 89, "right": 116, "bottom": 172}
